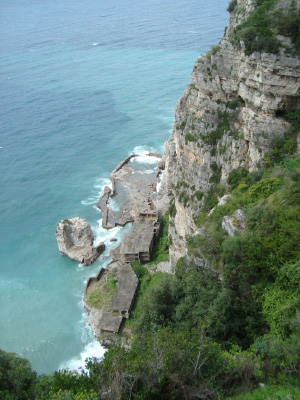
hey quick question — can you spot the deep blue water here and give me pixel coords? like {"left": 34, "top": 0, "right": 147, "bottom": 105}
{"left": 0, "top": 0, "right": 229, "bottom": 373}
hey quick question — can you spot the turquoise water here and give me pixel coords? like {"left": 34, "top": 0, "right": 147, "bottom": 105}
{"left": 0, "top": 0, "right": 228, "bottom": 373}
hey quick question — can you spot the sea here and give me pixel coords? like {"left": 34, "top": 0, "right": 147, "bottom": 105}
{"left": 0, "top": 0, "right": 229, "bottom": 374}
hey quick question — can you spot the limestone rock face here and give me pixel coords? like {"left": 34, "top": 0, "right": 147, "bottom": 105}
{"left": 222, "top": 209, "right": 246, "bottom": 237}
{"left": 160, "top": 0, "right": 300, "bottom": 264}
{"left": 56, "top": 217, "right": 105, "bottom": 265}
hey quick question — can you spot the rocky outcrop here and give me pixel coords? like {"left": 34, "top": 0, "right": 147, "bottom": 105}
{"left": 161, "top": 0, "right": 300, "bottom": 264}
{"left": 222, "top": 209, "right": 246, "bottom": 236}
{"left": 56, "top": 217, "right": 105, "bottom": 265}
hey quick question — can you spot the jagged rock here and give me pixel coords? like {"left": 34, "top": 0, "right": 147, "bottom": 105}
{"left": 222, "top": 209, "right": 246, "bottom": 236}
{"left": 218, "top": 194, "right": 232, "bottom": 206}
{"left": 56, "top": 217, "right": 105, "bottom": 265}
{"left": 208, "top": 194, "right": 232, "bottom": 217}
{"left": 158, "top": 160, "right": 165, "bottom": 170}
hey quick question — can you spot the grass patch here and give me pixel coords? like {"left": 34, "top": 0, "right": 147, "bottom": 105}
{"left": 88, "top": 272, "right": 117, "bottom": 310}
{"left": 150, "top": 212, "right": 170, "bottom": 264}
{"left": 227, "top": 383, "right": 300, "bottom": 399}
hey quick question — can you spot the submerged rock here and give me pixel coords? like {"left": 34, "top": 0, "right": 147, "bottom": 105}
{"left": 56, "top": 217, "right": 105, "bottom": 265}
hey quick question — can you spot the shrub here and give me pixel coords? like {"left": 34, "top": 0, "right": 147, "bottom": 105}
{"left": 210, "top": 162, "right": 222, "bottom": 183}
{"left": 203, "top": 111, "right": 231, "bottom": 145}
{"left": 0, "top": 350, "right": 36, "bottom": 400}
{"left": 150, "top": 212, "right": 169, "bottom": 263}
{"left": 194, "top": 190, "right": 203, "bottom": 201}
{"left": 185, "top": 133, "right": 197, "bottom": 142}
{"left": 247, "top": 177, "right": 281, "bottom": 202}
{"left": 168, "top": 197, "right": 176, "bottom": 217}
{"left": 227, "top": 0, "right": 238, "bottom": 13}
{"left": 228, "top": 167, "right": 250, "bottom": 188}
{"left": 233, "top": 0, "right": 300, "bottom": 55}
{"left": 206, "top": 44, "right": 221, "bottom": 59}
{"left": 226, "top": 96, "right": 244, "bottom": 109}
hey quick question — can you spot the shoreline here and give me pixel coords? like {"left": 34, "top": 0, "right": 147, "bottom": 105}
{"left": 84, "top": 152, "right": 167, "bottom": 344}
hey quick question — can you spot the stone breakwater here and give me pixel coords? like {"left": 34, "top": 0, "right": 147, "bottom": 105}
{"left": 84, "top": 153, "right": 168, "bottom": 344}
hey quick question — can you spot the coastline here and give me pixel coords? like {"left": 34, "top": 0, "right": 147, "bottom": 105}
{"left": 84, "top": 151, "right": 168, "bottom": 345}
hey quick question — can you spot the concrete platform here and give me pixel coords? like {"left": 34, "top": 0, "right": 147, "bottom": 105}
{"left": 98, "top": 312, "right": 123, "bottom": 334}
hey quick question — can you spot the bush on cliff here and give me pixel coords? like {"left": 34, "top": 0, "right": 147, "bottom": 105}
{"left": 0, "top": 350, "right": 36, "bottom": 400}
{"left": 1, "top": 157, "right": 300, "bottom": 399}
{"left": 233, "top": 0, "right": 300, "bottom": 55}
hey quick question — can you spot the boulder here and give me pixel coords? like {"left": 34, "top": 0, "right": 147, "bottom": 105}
{"left": 222, "top": 209, "right": 246, "bottom": 237}
{"left": 158, "top": 160, "right": 165, "bottom": 170}
{"left": 56, "top": 217, "right": 105, "bottom": 265}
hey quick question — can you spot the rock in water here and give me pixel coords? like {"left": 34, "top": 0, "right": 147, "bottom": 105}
{"left": 56, "top": 217, "right": 105, "bottom": 265}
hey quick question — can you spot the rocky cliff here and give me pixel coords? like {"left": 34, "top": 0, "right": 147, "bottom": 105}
{"left": 161, "top": 0, "right": 300, "bottom": 265}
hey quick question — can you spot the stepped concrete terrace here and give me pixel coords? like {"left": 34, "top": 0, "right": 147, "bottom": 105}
{"left": 85, "top": 153, "right": 162, "bottom": 340}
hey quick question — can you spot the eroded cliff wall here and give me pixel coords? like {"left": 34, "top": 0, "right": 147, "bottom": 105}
{"left": 162, "top": 0, "right": 300, "bottom": 264}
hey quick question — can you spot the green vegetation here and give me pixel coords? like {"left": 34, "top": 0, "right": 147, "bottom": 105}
{"left": 178, "top": 191, "right": 189, "bottom": 206}
{"left": 193, "top": 190, "right": 203, "bottom": 201}
{"left": 0, "top": 349, "right": 37, "bottom": 400}
{"left": 203, "top": 111, "right": 231, "bottom": 145}
{"left": 228, "top": 382, "right": 300, "bottom": 399}
{"left": 185, "top": 133, "right": 197, "bottom": 142}
{"left": 2, "top": 158, "right": 300, "bottom": 399}
{"left": 206, "top": 44, "right": 221, "bottom": 59}
{"left": 168, "top": 197, "right": 176, "bottom": 217}
{"left": 150, "top": 212, "right": 169, "bottom": 263}
{"left": 88, "top": 272, "right": 117, "bottom": 310}
{"left": 227, "top": 0, "right": 238, "bottom": 13}
{"left": 228, "top": 167, "right": 250, "bottom": 189}
{"left": 233, "top": 0, "right": 300, "bottom": 55}
{"left": 210, "top": 162, "right": 222, "bottom": 183}
{"left": 177, "top": 120, "right": 186, "bottom": 130}
{"left": 0, "top": 350, "right": 98, "bottom": 399}
{"left": 226, "top": 96, "right": 244, "bottom": 110}
{"left": 265, "top": 109, "right": 300, "bottom": 165}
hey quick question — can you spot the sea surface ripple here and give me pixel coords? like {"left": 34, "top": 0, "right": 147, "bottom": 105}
{"left": 0, "top": 0, "right": 228, "bottom": 373}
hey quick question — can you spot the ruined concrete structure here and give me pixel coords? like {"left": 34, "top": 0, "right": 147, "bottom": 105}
{"left": 84, "top": 261, "right": 139, "bottom": 336}
{"left": 120, "top": 218, "right": 160, "bottom": 263}
{"left": 85, "top": 153, "right": 162, "bottom": 339}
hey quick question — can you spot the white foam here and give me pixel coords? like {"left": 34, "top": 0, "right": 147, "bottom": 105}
{"left": 130, "top": 146, "right": 160, "bottom": 165}
{"left": 59, "top": 340, "right": 106, "bottom": 372}
{"left": 92, "top": 43, "right": 98, "bottom": 46}
{"left": 108, "top": 197, "right": 120, "bottom": 212}
{"left": 156, "top": 171, "right": 164, "bottom": 193}
{"left": 144, "top": 168, "right": 156, "bottom": 174}
{"left": 81, "top": 177, "right": 111, "bottom": 207}
{"left": 93, "top": 218, "right": 122, "bottom": 246}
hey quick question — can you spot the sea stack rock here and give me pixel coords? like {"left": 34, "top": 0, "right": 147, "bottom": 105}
{"left": 56, "top": 217, "right": 105, "bottom": 265}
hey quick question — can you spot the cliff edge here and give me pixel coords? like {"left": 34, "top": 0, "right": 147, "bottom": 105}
{"left": 162, "top": 0, "right": 300, "bottom": 264}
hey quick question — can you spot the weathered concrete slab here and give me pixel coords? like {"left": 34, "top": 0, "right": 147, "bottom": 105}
{"left": 98, "top": 312, "right": 123, "bottom": 334}
{"left": 111, "top": 263, "right": 138, "bottom": 314}
{"left": 119, "top": 218, "right": 159, "bottom": 263}
{"left": 84, "top": 261, "right": 138, "bottom": 334}
{"left": 97, "top": 153, "right": 159, "bottom": 229}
